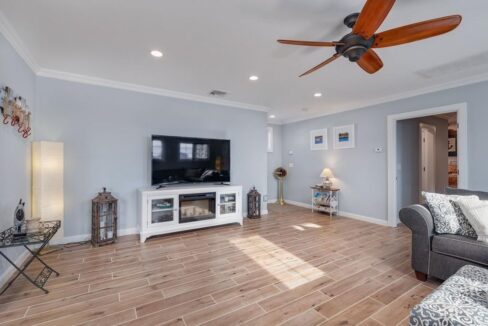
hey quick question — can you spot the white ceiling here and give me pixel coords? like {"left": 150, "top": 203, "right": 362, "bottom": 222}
{"left": 1, "top": 0, "right": 488, "bottom": 123}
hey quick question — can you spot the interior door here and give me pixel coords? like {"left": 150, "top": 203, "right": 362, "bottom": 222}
{"left": 420, "top": 123, "right": 436, "bottom": 196}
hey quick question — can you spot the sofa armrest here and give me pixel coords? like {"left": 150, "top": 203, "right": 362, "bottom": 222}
{"left": 399, "top": 204, "right": 434, "bottom": 237}
{"left": 399, "top": 205, "right": 434, "bottom": 275}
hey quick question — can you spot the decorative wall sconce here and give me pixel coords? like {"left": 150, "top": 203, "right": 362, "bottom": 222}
{"left": 1, "top": 86, "right": 32, "bottom": 138}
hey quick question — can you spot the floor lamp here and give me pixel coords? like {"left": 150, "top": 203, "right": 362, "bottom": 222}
{"left": 32, "top": 141, "right": 64, "bottom": 246}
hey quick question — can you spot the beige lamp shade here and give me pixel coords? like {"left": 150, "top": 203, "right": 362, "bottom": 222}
{"left": 320, "top": 168, "right": 334, "bottom": 179}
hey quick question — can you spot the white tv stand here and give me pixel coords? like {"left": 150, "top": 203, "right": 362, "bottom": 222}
{"left": 138, "top": 184, "right": 242, "bottom": 243}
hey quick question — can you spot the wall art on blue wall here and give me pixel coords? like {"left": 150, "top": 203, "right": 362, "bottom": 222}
{"left": 310, "top": 129, "right": 328, "bottom": 151}
{"left": 333, "top": 124, "right": 355, "bottom": 149}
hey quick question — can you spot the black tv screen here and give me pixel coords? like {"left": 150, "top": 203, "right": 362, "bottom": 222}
{"left": 151, "top": 135, "right": 231, "bottom": 185}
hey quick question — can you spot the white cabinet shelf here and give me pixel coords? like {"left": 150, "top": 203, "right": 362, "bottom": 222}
{"left": 139, "top": 184, "right": 242, "bottom": 243}
{"left": 151, "top": 208, "right": 174, "bottom": 212}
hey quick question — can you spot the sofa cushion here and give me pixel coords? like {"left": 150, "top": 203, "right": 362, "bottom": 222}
{"left": 432, "top": 234, "right": 488, "bottom": 266}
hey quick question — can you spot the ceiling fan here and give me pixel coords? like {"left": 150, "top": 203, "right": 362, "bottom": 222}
{"left": 277, "top": 0, "right": 462, "bottom": 77}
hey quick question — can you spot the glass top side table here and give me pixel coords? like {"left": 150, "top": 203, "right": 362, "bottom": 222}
{"left": 0, "top": 220, "right": 61, "bottom": 295}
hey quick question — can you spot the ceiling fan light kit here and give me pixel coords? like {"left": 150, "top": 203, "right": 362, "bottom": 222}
{"left": 278, "top": 0, "right": 462, "bottom": 76}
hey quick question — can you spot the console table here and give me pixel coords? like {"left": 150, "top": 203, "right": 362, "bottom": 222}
{"left": 0, "top": 220, "right": 61, "bottom": 295}
{"left": 311, "top": 186, "right": 340, "bottom": 217}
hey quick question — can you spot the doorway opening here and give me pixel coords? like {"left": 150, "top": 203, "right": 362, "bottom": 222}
{"left": 396, "top": 114, "right": 457, "bottom": 210}
{"left": 387, "top": 103, "right": 467, "bottom": 226}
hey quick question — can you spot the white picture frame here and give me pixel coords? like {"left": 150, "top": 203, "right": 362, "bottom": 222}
{"left": 333, "top": 124, "right": 355, "bottom": 149}
{"left": 310, "top": 129, "right": 328, "bottom": 151}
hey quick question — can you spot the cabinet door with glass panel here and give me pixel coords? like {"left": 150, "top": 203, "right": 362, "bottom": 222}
{"left": 148, "top": 195, "right": 178, "bottom": 227}
{"left": 218, "top": 192, "right": 239, "bottom": 218}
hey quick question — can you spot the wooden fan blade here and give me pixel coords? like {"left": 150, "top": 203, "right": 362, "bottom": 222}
{"left": 299, "top": 53, "right": 341, "bottom": 77}
{"left": 357, "top": 49, "right": 383, "bottom": 74}
{"left": 278, "top": 39, "right": 342, "bottom": 47}
{"left": 373, "top": 15, "right": 462, "bottom": 48}
{"left": 353, "top": 0, "right": 396, "bottom": 39}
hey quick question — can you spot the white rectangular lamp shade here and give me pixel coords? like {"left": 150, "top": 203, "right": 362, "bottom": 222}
{"left": 32, "top": 141, "right": 64, "bottom": 243}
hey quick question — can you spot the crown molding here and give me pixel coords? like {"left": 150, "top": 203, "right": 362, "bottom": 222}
{"left": 282, "top": 71, "right": 488, "bottom": 124}
{"left": 0, "top": 11, "right": 40, "bottom": 73}
{"left": 37, "top": 68, "right": 270, "bottom": 112}
{"left": 0, "top": 10, "right": 269, "bottom": 113}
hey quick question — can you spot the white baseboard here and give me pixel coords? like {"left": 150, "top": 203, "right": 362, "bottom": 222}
{"left": 63, "top": 227, "right": 139, "bottom": 244}
{"left": 338, "top": 211, "right": 389, "bottom": 227}
{"left": 284, "top": 199, "right": 313, "bottom": 209}
{"left": 0, "top": 249, "right": 30, "bottom": 289}
{"left": 283, "top": 199, "right": 390, "bottom": 227}
{"left": 267, "top": 198, "right": 277, "bottom": 204}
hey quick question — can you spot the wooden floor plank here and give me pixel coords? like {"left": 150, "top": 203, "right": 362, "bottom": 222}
{"left": 280, "top": 309, "right": 326, "bottom": 326}
{"left": 243, "top": 291, "right": 329, "bottom": 326}
{"left": 322, "top": 298, "right": 384, "bottom": 326}
{"left": 371, "top": 284, "right": 432, "bottom": 325}
{"left": 200, "top": 303, "right": 265, "bottom": 326}
{"left": 315, "top": 279, "right": 384, "bottom": 319}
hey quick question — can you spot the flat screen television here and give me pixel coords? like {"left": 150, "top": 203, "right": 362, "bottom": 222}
{"left": 151, "top": 135, "right": 231, "bottom": 185}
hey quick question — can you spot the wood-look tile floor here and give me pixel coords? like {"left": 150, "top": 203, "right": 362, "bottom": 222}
{"left": 0, "top": 204, "right": 441, "bottom": 326}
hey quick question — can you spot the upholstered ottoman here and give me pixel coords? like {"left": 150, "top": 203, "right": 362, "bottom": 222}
{"left": 410, "top": 265, "right": 488, "bottom": 325}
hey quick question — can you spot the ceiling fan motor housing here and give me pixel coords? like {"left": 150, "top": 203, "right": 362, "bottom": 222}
{"left": 335, "top": 33, "right": 374, "bottom": 62}
{"left": 343, "top": 13, "right": 360, "bottom": 28}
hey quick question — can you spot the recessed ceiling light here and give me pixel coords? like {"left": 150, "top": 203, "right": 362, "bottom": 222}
{"left": 150, "top": 50, "right": 163, "bottom": 58}
{"left": 314, "top": 92, "right": 322, "bottom": 98}
{"left": 249, "top": 75, "right": 259, "bottom": 81}
{"left": 269, "top": 114, "right": 276, "bottom": 119}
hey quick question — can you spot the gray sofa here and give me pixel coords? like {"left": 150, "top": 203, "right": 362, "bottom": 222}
{"left": 399, "top": 188, "right": 488, "bottom": 281}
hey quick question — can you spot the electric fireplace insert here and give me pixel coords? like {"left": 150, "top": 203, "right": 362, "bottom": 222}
{"left": 179, "top": 192, "right": 216, "bottom": 223}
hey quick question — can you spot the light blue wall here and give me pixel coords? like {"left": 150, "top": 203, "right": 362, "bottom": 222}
{"left": 0, "top": 34, "right": 36, "bottom": 278}
{"left": 282, "top": 81, "right": 488, "bottom": 223}
{"left": 267, "top": 124, "right": 282, "bottom": 200}
{"left": 36, "top": 77, "right": 268, "bottom": 237}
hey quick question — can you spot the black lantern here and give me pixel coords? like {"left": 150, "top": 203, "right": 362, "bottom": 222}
{"left": 91, "top": 188, "right": 118, "bottom": 247}
{"left": 247, "top": 187, "right": 261, "bottom": 219}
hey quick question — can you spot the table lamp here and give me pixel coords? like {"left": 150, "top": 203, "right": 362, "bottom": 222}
{"left": 320, "top": 168, "right": 334, "bottom": 189}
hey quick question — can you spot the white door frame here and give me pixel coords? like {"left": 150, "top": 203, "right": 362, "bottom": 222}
{"left": 387, "top": 103, "right": 468, "bottom": 227}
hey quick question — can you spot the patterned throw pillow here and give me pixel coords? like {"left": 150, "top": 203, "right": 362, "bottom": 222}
{"left": 450, "top": 200, "right": 478, "bottom": 238}
{"left": 422, "top": 192, "right": 478, "bottom": 236}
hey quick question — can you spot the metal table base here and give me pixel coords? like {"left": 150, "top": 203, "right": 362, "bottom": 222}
{"left": 0, "top": 221, "right": 61, "bottom": 295}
